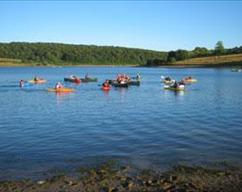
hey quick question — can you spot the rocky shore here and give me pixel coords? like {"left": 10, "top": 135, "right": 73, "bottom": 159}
{"left": 0, "top": 162, "right": 242, "bottom": 192}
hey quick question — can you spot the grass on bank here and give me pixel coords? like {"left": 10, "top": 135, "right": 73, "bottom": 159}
{"left": 0, "top": 58, "right": 137, "bottom": 67}
{"left": 1, "top": 53, "right": 242, "bottom": 67}
{"left": 174, "top": 53, "right": 242, "bottom": 66}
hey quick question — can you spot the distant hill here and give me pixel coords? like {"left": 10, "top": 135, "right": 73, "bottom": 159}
{"left": 0, "top": 42, "right": 167, "bottom": 66}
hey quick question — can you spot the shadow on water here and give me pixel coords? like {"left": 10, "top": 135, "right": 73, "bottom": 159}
{"left": 163, "top": 89, "right": 185, "bottom": 97}
{"left": 0, "top": 85, "right": 19, "bottom": 88}
{"left": 115, "top": 87, "right": 128, "bottom": 95}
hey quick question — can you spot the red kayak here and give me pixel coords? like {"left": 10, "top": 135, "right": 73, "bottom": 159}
{"left": 102, "top": 86, "right": 111, "bottom": 91}
{"left": 64, "top": 77, "right": 81, "bottom": 84}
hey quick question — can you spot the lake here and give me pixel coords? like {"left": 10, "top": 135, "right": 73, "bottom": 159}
{"left": 0, "top": 66, "right": 242, "bottom": 180}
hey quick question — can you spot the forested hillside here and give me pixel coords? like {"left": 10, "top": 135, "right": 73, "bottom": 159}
{"left": 0, "top": 42, "right": 167, "bottom": 65}
{"left": 1, "top": 41, "right": 242, "bottom": 66}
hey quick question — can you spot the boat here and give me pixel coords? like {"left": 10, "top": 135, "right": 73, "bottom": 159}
{"left": 161, "top": 76, "right": 175, "bottom": 85}
{"left": 127, "top": 80, "right": 141, "bottom": 86}
{"left": 64, "top": 77, "right": 81, "bottom": 83}
{"left": 102, "top": 86, "right": 111, "bottom": 91}
{"left": 231, "top": 68, "right": 242, "bottom": 72}
{"left": 163, "top": 79, "right": 175, "bottom": 85}
{"left": 80, "top": 77, "right": 98, "bottom": 82}
{"left": 19, "top": 82, "right": 32, "bottom": 88}
{"left": 112, "top": 81, "right": 129, "bottom": 88}
{"left": 47, "top": 88, "right": 75, "bottom": 93}
{"left": 164, "top": 84, "right": 185, "bottom": 91}
{"left": 131, "top": 74, "right": 141, "bottom": 81}
{"left": 107, "top": 80, "right": 115, "bottom": 85}
{"left": 182, "top": 77, "right": 197, "bottom": 83}
{"left": 28, "top": 79, "right": 47, "bottom": 84}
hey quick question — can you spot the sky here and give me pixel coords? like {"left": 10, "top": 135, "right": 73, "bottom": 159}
{"left": 0, "top": 1, "right": 242, "bottom": 51}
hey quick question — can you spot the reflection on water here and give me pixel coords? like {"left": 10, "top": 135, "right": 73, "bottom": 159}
{"left": 0, "top": 67, "right": 242, "bottom": 179}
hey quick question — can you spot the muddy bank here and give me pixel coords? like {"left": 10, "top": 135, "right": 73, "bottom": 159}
{"left": 0, "top": 162, "right": 242, "bottom": 192}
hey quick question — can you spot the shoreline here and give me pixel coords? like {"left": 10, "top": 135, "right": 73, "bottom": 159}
{"left": 0, "top": 161, "right": 241, "bottom": 192}
{"left": 0, "top": 62, "right": 242, "bottom": 68}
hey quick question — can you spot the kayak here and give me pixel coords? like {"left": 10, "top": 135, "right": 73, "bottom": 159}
{"left": 28, "top": 79, "right": 47, "bottom": 84}
{"left": 47, "top": 88, "right": 75, "bottom": 93}
{"left": 112, "top": 81, "right": 129, "bottom": 88}
{"left": 80, "top": 77, "right": 98, "bottom": 82}
{"left": 163, "top": 79, "right": 175, "bottom": 85}
{"left": 112, "top": 83, "right": 129, "bottom": 88}
{"left": 107, "top": 80, "right": 115, "bottom": 85}
{"left": 231, "top": 68, "right": 242, "bottom": 72}
{"left": 64, "top": 77, "right": 81, "bottom": 83}
{"left": 20, "top": 82, "right": 33, "bottom": 88}
{"left": 164, "top": 84, "right": 185, "bottom": 91}
{"left": 102, "top": 86, "right": 111, "bottom": 91}
{"left": 128, "top": 80, "right": 141, "bottom": 86}
{"left": 183, "top": 79, "right": 197, "bottom": 83}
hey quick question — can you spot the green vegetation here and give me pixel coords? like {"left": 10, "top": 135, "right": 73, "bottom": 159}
{"left": 0, "top": 42, "right": 167, "bottom": 66}
{"left": 146, "top": 41, "right": 242, "bottom": 66}
{"left": 0, "top": 41, "right": 242, "bottom": 66}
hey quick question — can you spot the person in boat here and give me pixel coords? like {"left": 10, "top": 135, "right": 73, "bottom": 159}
{"left": 171, "top": 81, "right": 179, "bottom": 88}
{"left": 165, "top": 77, "right": 171, "bottom": 81}
{"left": 102, "top": 80, "right": 110, "bottom": 87}
{"left": 19, "top": 80, "right": 25, "bottom": 87}
{"left": 136, "top": 73, "right": 141, "bottom": 80}
{"left": 184, "top": 76, "right": 192, "bottom": 81}
{"left": 85, "top": 74, "right": 89, "bottom": 79}
{"left": 180, "top": 79, "right": 186, "bottom": 85}
{"left": 34, "top": 76, "right": 39, "bottom": 81}
{"left": 55, "top": 82, "right": 64, "bottom": 89}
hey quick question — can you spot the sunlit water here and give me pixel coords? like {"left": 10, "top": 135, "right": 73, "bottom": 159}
{"left": 0, "top": 66, "right": 242, "bottom": 179}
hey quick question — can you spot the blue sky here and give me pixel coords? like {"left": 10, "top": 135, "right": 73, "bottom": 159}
{"left": 0, "top": 1, "right": 242, "bottom": 51}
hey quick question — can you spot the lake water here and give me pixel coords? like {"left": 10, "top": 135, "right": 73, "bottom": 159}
{"left": 0, "top": 66, "right": 242, "bottom": 179}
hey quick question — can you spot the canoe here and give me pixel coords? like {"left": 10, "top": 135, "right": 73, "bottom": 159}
{"left": 64, "top": 77, "right": 81, "bottom": 83}
{"left": 28, "top": 79, "right": 47, "bottom": 84}
{"left": 102, "top": 86, "right": 111, "bottom": 91}
{"left": 80, "top": 77, "right": 98, "bottom": 82}
{"left": 164, "top": 84, "right": 185, "bottom": 91}
{"left": 47, "top": 88, "right": 75, "bottom": 93}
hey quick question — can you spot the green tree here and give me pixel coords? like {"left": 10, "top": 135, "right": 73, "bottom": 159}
{"left": 192, "top": 47, "right": 209, "bottom": 57}
{"left": 175, "top": 50, "right": 189, "bottom": 61}
{"left": 214, "top": 41, "right": 225, "bottom": 55}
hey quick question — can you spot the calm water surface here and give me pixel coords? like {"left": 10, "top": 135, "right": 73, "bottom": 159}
{"left": 0, "top": 67, "right": 242, "bottom": 179}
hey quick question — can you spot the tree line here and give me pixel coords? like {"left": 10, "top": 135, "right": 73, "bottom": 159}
{"left": 147, "top": 41, "right": 242, "bottom": 66}
{"left": 0, "top": 41, "right": 241, "bottom": 66}
{"left": 0, "top": 42, "right": 167, "bottom": 65}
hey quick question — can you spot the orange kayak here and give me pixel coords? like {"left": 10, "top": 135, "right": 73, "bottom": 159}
{"left": 29, "top": 79, "right": 47, "bottom": 84}
{"left": 47, "top": 88, "right": 75, "bottom": 93}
